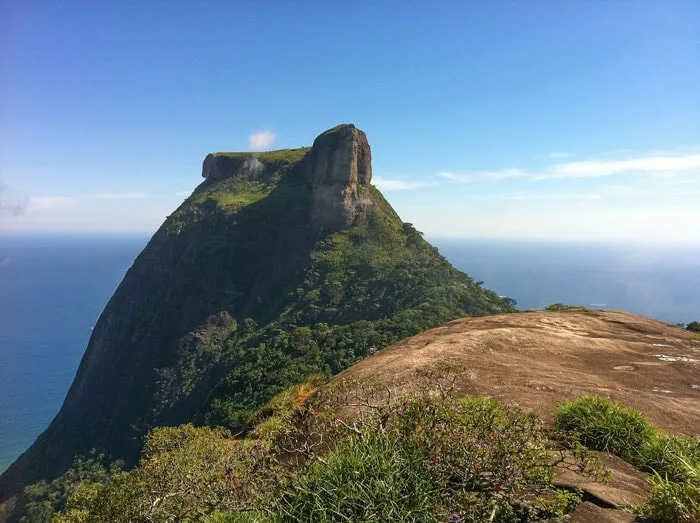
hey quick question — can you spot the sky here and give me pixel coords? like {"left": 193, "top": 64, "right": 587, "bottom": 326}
{"left": 1, "top": 1, "right": 699, "bottom": 242}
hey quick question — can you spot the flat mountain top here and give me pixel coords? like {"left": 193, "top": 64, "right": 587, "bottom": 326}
{"left": 329, "top": 309, "right": 700, "bottom": 434}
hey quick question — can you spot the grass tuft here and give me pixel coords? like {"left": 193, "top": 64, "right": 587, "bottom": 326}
{"left": 555, "top": 395, "right": 657, "bottom": 462}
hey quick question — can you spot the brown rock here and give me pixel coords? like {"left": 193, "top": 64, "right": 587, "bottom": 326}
{"left": 553, "top": 451, "right": 651, "bottom": 509}
{"left": 323, "top": 310, "right": 700, "bottom": 435}
{"left": 304, "top": 123, "right": 372, "bottom": 187}
{"left": 555, "top": 502, "right": 640, "bottom": 523}
{"left": 304, "top": 124, "right": 374, "bottom": 231}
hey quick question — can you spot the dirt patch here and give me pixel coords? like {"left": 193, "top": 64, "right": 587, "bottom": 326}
{"left": 326, "top": 310, "right": 700, "bottom": 435}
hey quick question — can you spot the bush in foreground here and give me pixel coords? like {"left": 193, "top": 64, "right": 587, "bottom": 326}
{"left": 555, "top": 395, "right": 700, "bottom": 522}
{"left": 555, "top": 395, "right": 657, "bottom": 462}
{"left": 645, "top": 456, "right": 699, "bottom": 523}
{"left": 53, "top": 374, "right": 598, "bottom": 522}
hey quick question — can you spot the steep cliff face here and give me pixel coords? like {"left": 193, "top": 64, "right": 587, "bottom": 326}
{"left": 0, "top": 124, "right": 513, "bottom": 504}
{"left": 304, "top": 124, "right": 373, "bottom": 230}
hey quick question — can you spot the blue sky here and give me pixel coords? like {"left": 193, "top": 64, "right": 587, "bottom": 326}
{"left": 1, "top": 1, "right": 699, "bottom": 241}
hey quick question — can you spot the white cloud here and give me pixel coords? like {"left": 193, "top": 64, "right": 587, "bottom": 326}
{"left": 439, "top": 152, "right": 700, "bottom": 184}
{"left": 373, "top": 176, "right": 431, "bottom": 191}
{"left": 248, "top": 129, "right": 277, "bottom": 151}
{"left": 27, "top": 196, "right": 77, "bottom": 212}
{"left": 499, "top": 192, "right": 602, "bottom": 201}
{"left": 439, "top": 169, "right": 528, "bottom": 183}
{"left": 540, "top": 154, "right": 700, "bottom": 180}
{"left": 546, "top": 152, "right": 572, "bottom": 158}
{"left": 88, "top": 192, "right": 152, "bottom": 199}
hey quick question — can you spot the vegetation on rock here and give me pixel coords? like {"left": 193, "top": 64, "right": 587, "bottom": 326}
{"left": 555, "top": 396, "right": 700, "bottom": 522}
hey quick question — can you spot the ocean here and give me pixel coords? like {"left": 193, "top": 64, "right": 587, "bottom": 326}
{"left": 1, "top": 234, "right": 698, "bottom": 473}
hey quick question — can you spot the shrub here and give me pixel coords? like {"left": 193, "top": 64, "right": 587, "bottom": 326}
{"left": 639, "top": 435, "right": 700, "bottom": 482}
{"left": 394, "top": 395, "right": 581, "bottom": 521}
{"left": 545, "top": 303, "right": 585, "bottom": 311}
{"left": 58, "top": 425, "right": 275, "bottom": 522}
{"left": 274, "top": 431, "right": 438, "bottom": 522}
{"left": 644, "top": 456, "right": 699, "bottom": 523}
{"left": 555, "top": 396, "right": 657, "bottom": 462}
{"left": 686, "top": 321, "right": 700, "bottom": 333}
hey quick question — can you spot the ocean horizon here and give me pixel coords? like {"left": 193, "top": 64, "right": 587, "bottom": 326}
{"left": 1, "top": 233, "right": 698, "bottom": 473}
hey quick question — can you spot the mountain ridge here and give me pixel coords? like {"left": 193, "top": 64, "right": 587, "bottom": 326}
{"left": 0, "top": 124, "right": 513, "bottom": 505}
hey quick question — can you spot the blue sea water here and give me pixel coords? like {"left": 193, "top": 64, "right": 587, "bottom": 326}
{"left": 0, "top": 234, "right": 149, "bottom": 473}
{"left": 1, "top": 234, "right": 699, "bottom": 473}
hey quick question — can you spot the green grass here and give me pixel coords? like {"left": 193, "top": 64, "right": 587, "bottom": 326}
{"left": 191, "top": 178, "right": 275, "bottom": 210}
{"left": 555, "top": 395, "right": 657, "bottom": 462}
{"left": 212, "top": 147, "right": 310, "bottom": 163}
{"left": 556, "top": 396, "right": 700, "bottom": 522}
{"left": 545, "top": 303, "right": 588, "bottom": 311}
{"left": 645, "top": 458, "right": 699, "bottom": 522}
{"left": 275, "top": 432, "right": 437, "bottom": 522}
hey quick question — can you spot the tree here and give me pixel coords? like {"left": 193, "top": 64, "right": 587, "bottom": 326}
{"left": 686, "top": 321, "right": 700, "bottom": 333}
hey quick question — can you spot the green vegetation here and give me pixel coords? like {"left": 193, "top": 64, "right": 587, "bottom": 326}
{"left": 277, "top": 432, "right": 437, "bottom": 522}
{"left": 646, "top": 459, "right": 700, "bottom": 523}
{"left": 555, "top": 396, "right": 700, "bottom": 522}
{"left": 555, "top": 395, "right": 657, "bottom": 462}
{"left": 30, "top": 385, "right": 700, "bottom": 522}
{"left": 190, "top": 177, "right": 277, "bottom": 210}
{"left": 200, "top": 215, "right": 512, "bottom": 431}
{"left": 545, "top": 303, "right": 587, "bottom": 311}
{"left": 686, "top": 321, "right": 700, "bottom": 333}
{"left": 21, "top": 453, "right": 122, "bottom": 523}
{"left": 212, "top": 147, "right": 311, "bottom": 163}
{"left": 3, "top": 144, "right": 512, "bottom": 506}
{"left": 49, "top": 377, "right": 598, "bottom": 522}
{"left": 0, "top": 136, "right": 514, "bottom": 513}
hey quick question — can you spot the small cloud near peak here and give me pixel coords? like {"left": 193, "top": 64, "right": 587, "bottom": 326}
{"left": 248, "top": 129, "right": 277, "bottom": 151}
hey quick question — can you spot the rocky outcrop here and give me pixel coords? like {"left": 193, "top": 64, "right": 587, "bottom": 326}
{"left": 303, "top": 124, "right": 374, "bottom": 231}
{"left": 202, "top": 154, "right": 265, "bottom": 181}
{"left": 319, "top": 309, "right": 700, "bottom": 434}
{"left": 304, "top": 124, "right": 372, "bottom": 187}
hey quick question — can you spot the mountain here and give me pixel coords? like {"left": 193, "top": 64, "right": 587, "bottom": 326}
{"left": 0, "top": 124, "right": 513, "bottom": 502}
{"left": 321, "top": 309, "right": 700, "bottom": 435}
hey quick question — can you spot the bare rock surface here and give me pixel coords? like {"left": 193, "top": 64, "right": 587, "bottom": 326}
{"left": 551, "top": 501, "right": 641, "bottom": 522}
{"left": 553, "top": 451, "right": 651, "bottom": 509}
{"left": 304, "top": 123, "right": 374, "bottom": 230}
{"left": 327, "top": 309, "right": 700, "bottom": 434}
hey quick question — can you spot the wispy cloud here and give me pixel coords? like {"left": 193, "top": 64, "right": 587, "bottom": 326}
{"left": 439, "top": 169, "right": 528, "bottom": 183}
{"left": 534, "top": 152, "right": 572, "bottom": 159}
{"left": 439, "top": 152, "right": 700, "bottom": 184}
{"left": 373, "top": 176, "right": 432, "bottom": 191}
{"left": 88, "top": 192, "right": 152, "bottom": 199}
{"left": 539, "top": 153, "right": 700, "bottom": 180}
{"left": 28, "top": 196, "right": 78, "bottom": 212}
{"left": 248, "top": 129, "right": 277, "bottom": 151}
{"left": 499, "top": 192, "right": 602, "bottom": 201}
{"left": 546, "top": 152, "right": 572, "bottom": 158}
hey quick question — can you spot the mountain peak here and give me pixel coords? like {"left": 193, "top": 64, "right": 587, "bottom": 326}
{"left": 304, "top": 124, "right": 373, "bottom": 231}
{"left": 305, "top": 123, "right": 371, "bottom": 187}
